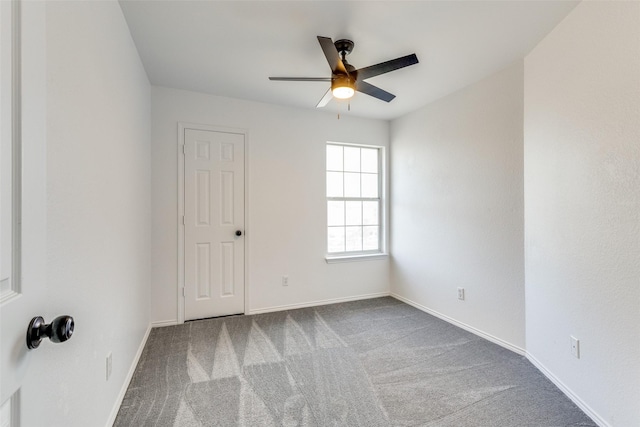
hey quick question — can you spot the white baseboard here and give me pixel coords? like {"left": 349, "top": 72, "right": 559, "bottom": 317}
{"left": 526, "top": 352, "right": 609, "bottom": 427}
{"left": 248, "top": 292, "right": 391, "bottom": 315}
{"left": 390, "top": 293, "right": 525, "bottom": 355}
{"left": 149, "top": 294, "right": 391, "bottom": 325}
{"left": 105, "top": 323, "right": 152, "bottom": 427}
{"left": 150, "top": 319, "right": 179, "bottom": 328}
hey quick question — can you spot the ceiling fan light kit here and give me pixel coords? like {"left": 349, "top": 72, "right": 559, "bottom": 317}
{"left": 269, "top": 36, "right": 418, "bottom": 109}
{"left": 331, "top": 75, "right": 356, "bottom": 99}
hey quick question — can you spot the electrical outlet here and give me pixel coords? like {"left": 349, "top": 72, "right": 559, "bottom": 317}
{"left": 570, "top": 336, "right": 580, "bottom": 359}
{"left": 106, "top": 352, "right": 113, "bottom": 381}
{"left": 457, "top": 287, "right": 465, "bottom": 301}
{"left": 282, "top": 276, "right": 289, "bottom": 286}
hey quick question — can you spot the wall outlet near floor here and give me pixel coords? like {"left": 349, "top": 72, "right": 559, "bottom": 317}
{"left": 106, "top": 352, "right": 113, "bottom": 381}
{"left": 457, "top": 287, "right": 465, "bottom": 301}
{"left": 282, "top": 275, "right": 289, "bottom": 286}
{"left": 570, "top": 336, "right": 580, "bottom": 359}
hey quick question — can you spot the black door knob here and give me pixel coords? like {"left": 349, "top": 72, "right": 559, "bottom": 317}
{"left": 26, "top": 315, "right": 75, "bottom": 349}
{"left": 235, "top": 230, "right": 242, "bottom": 236}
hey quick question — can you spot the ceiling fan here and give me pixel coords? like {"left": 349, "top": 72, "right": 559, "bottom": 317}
{"left": 269, "top": 36, "right": 419, "bottom": 108}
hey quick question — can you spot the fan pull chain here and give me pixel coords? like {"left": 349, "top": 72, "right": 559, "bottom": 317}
{"left": 336, "top": 100, "right": 351, "bottom": 119}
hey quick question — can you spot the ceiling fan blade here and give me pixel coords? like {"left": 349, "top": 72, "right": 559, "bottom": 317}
{"left": 356, "top": 80, "right": 396, "bottom": 102}
{"left": 316, "top": 88, "right": 333, "bottom": 108}
{"left": 317, "top": 36, "right": 348, "bottom": 75}
{"left": 356, "top": 53, "right": 418, "bottom": 81}
{"left": 269, "top": 77, "right": 332, "bottom": 82}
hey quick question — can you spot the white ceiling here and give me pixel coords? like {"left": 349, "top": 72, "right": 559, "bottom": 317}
{"left": 119, "top": 0, "right": 578, "bottom": 121}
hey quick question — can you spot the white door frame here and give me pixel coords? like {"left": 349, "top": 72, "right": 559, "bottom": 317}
{"left": 177, "top": 122, "right": 249, "bottom": 323}
{"left": 1, "top": 0, "right": 47, "bottom": 418}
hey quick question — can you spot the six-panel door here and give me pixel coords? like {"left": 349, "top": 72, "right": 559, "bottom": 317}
{"left": 184, "top": 129, "right": 245, "bottom": 320}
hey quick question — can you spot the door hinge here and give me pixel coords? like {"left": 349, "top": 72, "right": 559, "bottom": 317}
{"left": 182, "top": 287, "right": 186, "bottom": 297}
{"left": 182, "top": 215, "right": 185, "bottom": 225}
{"left": 182, "top": 144, "right": 186, "bottom": 155}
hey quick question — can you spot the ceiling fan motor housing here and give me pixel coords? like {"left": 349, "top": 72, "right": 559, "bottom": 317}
{"left": 332, "top": 74, "right": 354, "bottom": 89}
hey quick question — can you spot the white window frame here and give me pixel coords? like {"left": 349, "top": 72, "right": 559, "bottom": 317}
{"left": 325, "top": 141, "right": 388, "bottom": 263}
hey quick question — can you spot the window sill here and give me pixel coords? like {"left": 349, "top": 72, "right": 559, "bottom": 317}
{"left": 325, "top": 253, "right": 388, "bottom": 264}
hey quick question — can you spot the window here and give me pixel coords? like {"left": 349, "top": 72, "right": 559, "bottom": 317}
{"left": 326, "top": 143, "right": 383, "bottom": 257}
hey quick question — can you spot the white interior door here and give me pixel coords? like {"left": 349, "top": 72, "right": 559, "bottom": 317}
{"left": 184, "top": 128, "right": 245, "bottom": 320}
{"left": 1, "top": 1, "right": 47, "bottom": 424}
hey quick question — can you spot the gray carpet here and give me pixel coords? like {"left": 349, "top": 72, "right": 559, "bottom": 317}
{"left": 114, "top": 297, "right": 596, "bottom": 426}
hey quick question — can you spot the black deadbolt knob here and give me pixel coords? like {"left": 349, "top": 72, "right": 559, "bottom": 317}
{"left": 26, "top": 315, "right": 75, "bottom": 349}
{"left": 235, "top": 230, "right": 242, "bottom": 236}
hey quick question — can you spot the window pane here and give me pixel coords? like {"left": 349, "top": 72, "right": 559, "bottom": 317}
{"left": 345, "top": 201, "right": 362, "bottom": 226}
{"left": 363, "top": 201, "right": 378, "bottom": 225}
{"left": 328, "top": 227, "right": 345, "bottom": 253}
{"left": 361, "top": 173, "right": 378, "bottom": 198}
{"left": 344, "top": 173, "right": 360, "bottom": 197}
{"left": 346, "top": 226, "right": 363, "bottom": 251}
{"left": 327, "top": 201, "right": 345, "bottom": 226}
{"left": 361, "top": 148, "right": 378, "bottom": 173}
{"left": 343, "top": 147, "right": 360, "bottom": 172}
{"left": 326, "top": 172, "right": 343, "bottom": 197}
{"left": 363, "top": 226, "right": 379, "bottom": 251}
{"left": 326, "top": 145, "right": 343, "bottom": 171}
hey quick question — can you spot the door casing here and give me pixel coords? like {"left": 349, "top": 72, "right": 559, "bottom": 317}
{"left": 0, "top": 0, "right": 48, "bottom": 422}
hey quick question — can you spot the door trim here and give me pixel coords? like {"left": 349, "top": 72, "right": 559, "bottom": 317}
{"left": 177, "top": 122, "right": 249, "bottom": 323}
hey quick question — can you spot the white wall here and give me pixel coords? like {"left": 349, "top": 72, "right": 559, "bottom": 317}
{"left": 389, "top": 62, "right": 525, "bottom": 351}
{"left": 524, "top": 1, "right": 640, "bottom": 425}
{"left": 22, "top": 1, "right": 151, "bottom": 426}
{"left": 151, "top": 87, "right": 389, "bottom": 323}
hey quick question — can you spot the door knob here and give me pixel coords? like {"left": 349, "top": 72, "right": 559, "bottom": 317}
{"left": 235, "top": 230, "right": 242, "bottom": 236}
{"left": 26, "top": 315, "right": 75, "bottom": 349}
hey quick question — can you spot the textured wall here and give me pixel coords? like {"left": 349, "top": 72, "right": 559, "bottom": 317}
{"left": 34, "top": 2, "right": 152, "bottom": 426}
{"left": 524, "top": 1, "right": 640, "bottom": 425}
{"left": 390, "top": 62, "right": 525, "bottom": 351}
{"left": 151, "top": 87, "right": 390, "bottom": 323}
